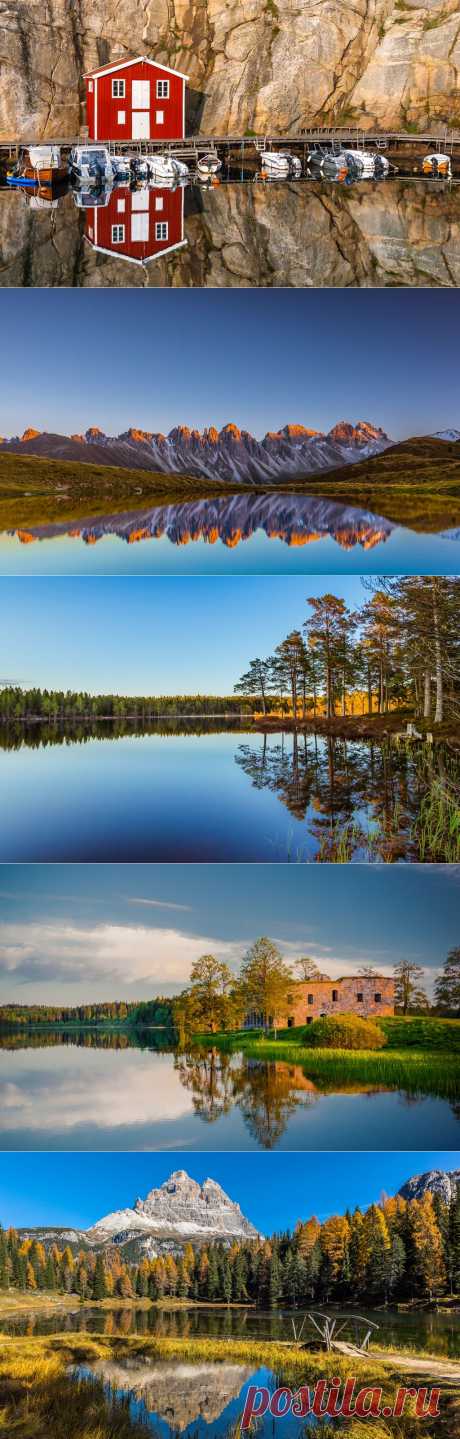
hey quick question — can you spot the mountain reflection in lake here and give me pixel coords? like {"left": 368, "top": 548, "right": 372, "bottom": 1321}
{"left": 0, "top": 1035, "right": 457, "bottom": 1149}
{"left": 1, "top": 491, "right": 459, "bottom": 576}
{"left": 1, "top": 177, "right": 460, "bottom": 288}
{"left": 0, "top": 723, "right": 456, "bottom": 862}
{"left": 73, "top": 1361, "right": 308, "bottom": 1437}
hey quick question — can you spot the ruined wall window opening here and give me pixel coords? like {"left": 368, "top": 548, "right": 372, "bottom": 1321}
{"left": 357, "top": 992, "right": 363, "bottom": 1003}
{"left": 375, "top": 992, "right": 382, "bottom": 1003}
{"left": 332, "top": 989, "right": 338, "bottom": 1002}
{"left": 307, "top": 994, "right": 314, "bottom": 1005}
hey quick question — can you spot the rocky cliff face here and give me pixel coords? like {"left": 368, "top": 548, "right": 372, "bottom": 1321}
{"left": 399, "top": 1168, "right": 459, "bottom": 1204}
{"left": 87, "top": 1169, "right": 261, "bottom": 1245}
{"left": 2, "top": 420, "right": 390, "bottom": 483}
{"left": 1, "top": 0, "right": 460, "bottom": 140}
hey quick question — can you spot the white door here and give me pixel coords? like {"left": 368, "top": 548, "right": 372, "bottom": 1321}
{"left": 132, "top": 80, "right": 150, "bottom": 108}
{"left": 132, "top": 111, "right": 150, "bottom": 139}
{"left": 131, "top": 212, "right": 149, "bottom": 242}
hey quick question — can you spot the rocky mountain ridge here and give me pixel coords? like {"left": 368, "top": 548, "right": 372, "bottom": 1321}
{"left": 0, "top": 421, "right": 391, "bottom": 486}
{"left": 2, "top": 1, "right": 460, "bottom": 139}
{"left": 398, "top": 1168, "right": 460, "bottom": 1205}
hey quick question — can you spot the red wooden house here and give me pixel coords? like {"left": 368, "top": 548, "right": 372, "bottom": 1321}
{"left": 83, "top": 184, "right": 187, "bottom": 267}
{"left": 84, "top": 56, "right": 188, "bottom": 143}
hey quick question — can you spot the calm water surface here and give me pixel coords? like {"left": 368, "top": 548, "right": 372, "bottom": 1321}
{"left": 74, "top": 1361, "right": 321, "bottom": 1436}
{"left": 0, "top": 1037, "right": 457, "bottom": 1149}
{"left": 0, "top": 491, "right": 458, "bottom": 575}
{"left": 0, "top": 725, "right": 453, "bottom": 861}
{"left": 3, "top": 1304, "right": 458, "bottom": 1356}
{"left": 1, "top": 175, "right": 459, "bottom": 288}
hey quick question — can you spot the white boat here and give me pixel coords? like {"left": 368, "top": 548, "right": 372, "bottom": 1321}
{"left": 146, "top": 155, "right": 189, "bottom": 184}
{"left": 422, "top": 152, "right": 451, "bottom": 177}
{"left": 196, "top": 152, "right": 222, "bottom": 178}
{"left": 343, "top": 149, "right": 376, "bottom": 177}
{"left": 111, "top": 154, "right": 131, "bottom": 181}
{"left": 69, "top": 146, "right": 113, "bottom": 185}
{"left": 289, "top": 156, "right": 302, "bottom": 177}
{"left": 260, "top": 151, "right": 291, "bottom": 174}
{"left": 130, "top": 156, "right": 150, "bottom": 181}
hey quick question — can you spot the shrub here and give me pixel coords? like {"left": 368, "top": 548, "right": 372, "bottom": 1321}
{"left": 300, "top": 1013, "right": 387, "bottom": 1050}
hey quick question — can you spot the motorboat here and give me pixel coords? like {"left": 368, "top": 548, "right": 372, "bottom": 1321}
{"left": 146, "top": 155, "right": 189, "bottom": 184}
{"left": 73, "top": 187, "right": 113, "bottom": 209}
{"left": 308, "top": 148, "right": 349, "bottom": 179}
{"left": 422, "top": 152, "right": 451, "bottom": 177}
{"left": 69, "top": 146, "right": 114, "bottom": 185}
{"left": 343, "top": 149, "right": 376, "bottom": 177}
{"left": 260, "top": 151, "right": 291, "bottom": 175}
{"left": 111, "top": 154, "right": 131, "bottom": 182}
{"left": 6, "top": 144, "right": 68, "bottom": 188}
{"left": 196, "top": 152, "right": 222, "bottom": 179}
{"left": 130, "top": 156, "right": 150, "bottom": 182}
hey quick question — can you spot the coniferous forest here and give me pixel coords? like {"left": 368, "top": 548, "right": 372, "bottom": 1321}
{"left": 1, "top": 1186, "right": 458, "bottom": 1310}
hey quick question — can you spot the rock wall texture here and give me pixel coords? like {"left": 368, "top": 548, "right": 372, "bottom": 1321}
{"left": 1, "top": 0, "right": 460, "bottom": 139}
{"left": 2, "top": 179, "right": 459, "bottom": 286}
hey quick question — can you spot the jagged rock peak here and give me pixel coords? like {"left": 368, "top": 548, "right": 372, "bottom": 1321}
{"left": 89, "top": 1169, "right": 261, "bottom": 1243}
{"left": 398, "top": 1169, "right": 460, "bottom": 1205}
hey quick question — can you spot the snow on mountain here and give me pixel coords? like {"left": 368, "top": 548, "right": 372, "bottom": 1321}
{"left": 87, "top": 1170, "right": 261, "bottom": 1249}
{"left": 1, "top": 420, "right": 391, "bottom": 486}
{"left": 398, "top": 1168, "right": 459, "bottom": 1205}
{"left": 433, "top": 430, "right": 460, "bottom": 442}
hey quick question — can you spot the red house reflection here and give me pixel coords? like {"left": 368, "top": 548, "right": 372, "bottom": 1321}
{"left": 83, "top": 184, "right": 186, "bottom": 266}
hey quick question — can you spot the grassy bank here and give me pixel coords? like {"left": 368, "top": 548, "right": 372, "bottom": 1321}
{"left": 0, "top": 1332, "right": 457, "bottom": 1439}
{"left": 195, "top": 1018, "right": 460, "bottom": 1101}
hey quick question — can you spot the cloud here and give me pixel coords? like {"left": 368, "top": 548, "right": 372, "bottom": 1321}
{"left": 0, "top": 921, "right": 241, "bottom": 996}
{"left": 126, "top": 897, "right": 192, "bottom": 912}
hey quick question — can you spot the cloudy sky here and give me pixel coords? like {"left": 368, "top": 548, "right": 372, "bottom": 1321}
{"left": 0, "top": 863, "right": 457, "bottom": 1004}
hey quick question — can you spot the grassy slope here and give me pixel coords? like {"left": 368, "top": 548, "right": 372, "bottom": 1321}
{"left": 1, "top": 438, "right": 460, "bottom": 531}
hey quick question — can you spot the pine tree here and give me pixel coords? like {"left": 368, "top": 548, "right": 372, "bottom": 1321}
{"left": 434, "top": 948, "right": 460, "bottom": 1015}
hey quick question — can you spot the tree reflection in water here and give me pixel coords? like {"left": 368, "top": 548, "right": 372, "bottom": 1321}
{"left": 175, "top": 1049, "right": 318, "bottom": 1148}
{"left": 234, "top": 732, "right": 450, "bottom": 859}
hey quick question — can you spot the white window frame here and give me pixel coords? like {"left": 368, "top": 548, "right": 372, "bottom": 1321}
{"left": 117, "top": 110, "right": 126, "bottom": 124}
{"left": 88, "top": 80, "right": 93, "bottom": 93}
{"left": 156, "top": 109, "right": 164, "bottom": 125}
{"left": 117, "top": 198, "right": 125, "bottom": 213}
{"left": 155, "top": 221, "right": 168, "bottom": 241}
{"left": 155, "top": 196, "right": 164, "bottom": 211}
{"left": 112, "top": 78, "right": 125, "bottom": 98}
{"left": 111, "top": 223, "right": 125, "bottom": 244}
{"left": 156, "top": 79, "right": 169, "bottom": 99}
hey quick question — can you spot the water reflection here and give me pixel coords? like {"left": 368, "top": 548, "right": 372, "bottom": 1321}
{"left": 1, "top": 490, "right": 459, "bottom": 576}
{"left": 0, "top": 1034, "right": 457, "bottom": 1149}
{"left": 0, "top": 725, "right": 456, "bottom": 861}
{"left": 75, "top": 1361, "right": 304, "bottom": 1437}
{"left": 2, "top": 1301, "right": 458, "bottom": 1357}
{"left": 1, "top": 177, "right": 459, "bottom": 287}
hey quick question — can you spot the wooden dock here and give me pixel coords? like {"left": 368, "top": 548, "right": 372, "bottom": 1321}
{"left": 1, "top": 126, "right": 460, "bottom": 164}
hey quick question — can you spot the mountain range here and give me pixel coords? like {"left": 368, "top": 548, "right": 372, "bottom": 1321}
{"left": 0, "top": 421, "right": 391, "bottom": 486}
{"left": 18, "top": 1165, "right": 458, "bottom": 1262}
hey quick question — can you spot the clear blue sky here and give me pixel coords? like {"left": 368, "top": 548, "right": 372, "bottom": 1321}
{"left": 0, "top": 290, "right": 458, "bottom": 441}
{"left": 0, "top": 862, "right": 457, "bottom": 1002}
{"left": 0, "top": 576, "right": 365, "bottom": 694}
{"left": 0, "top": 1152, "right": 457, "bottom": 1231}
